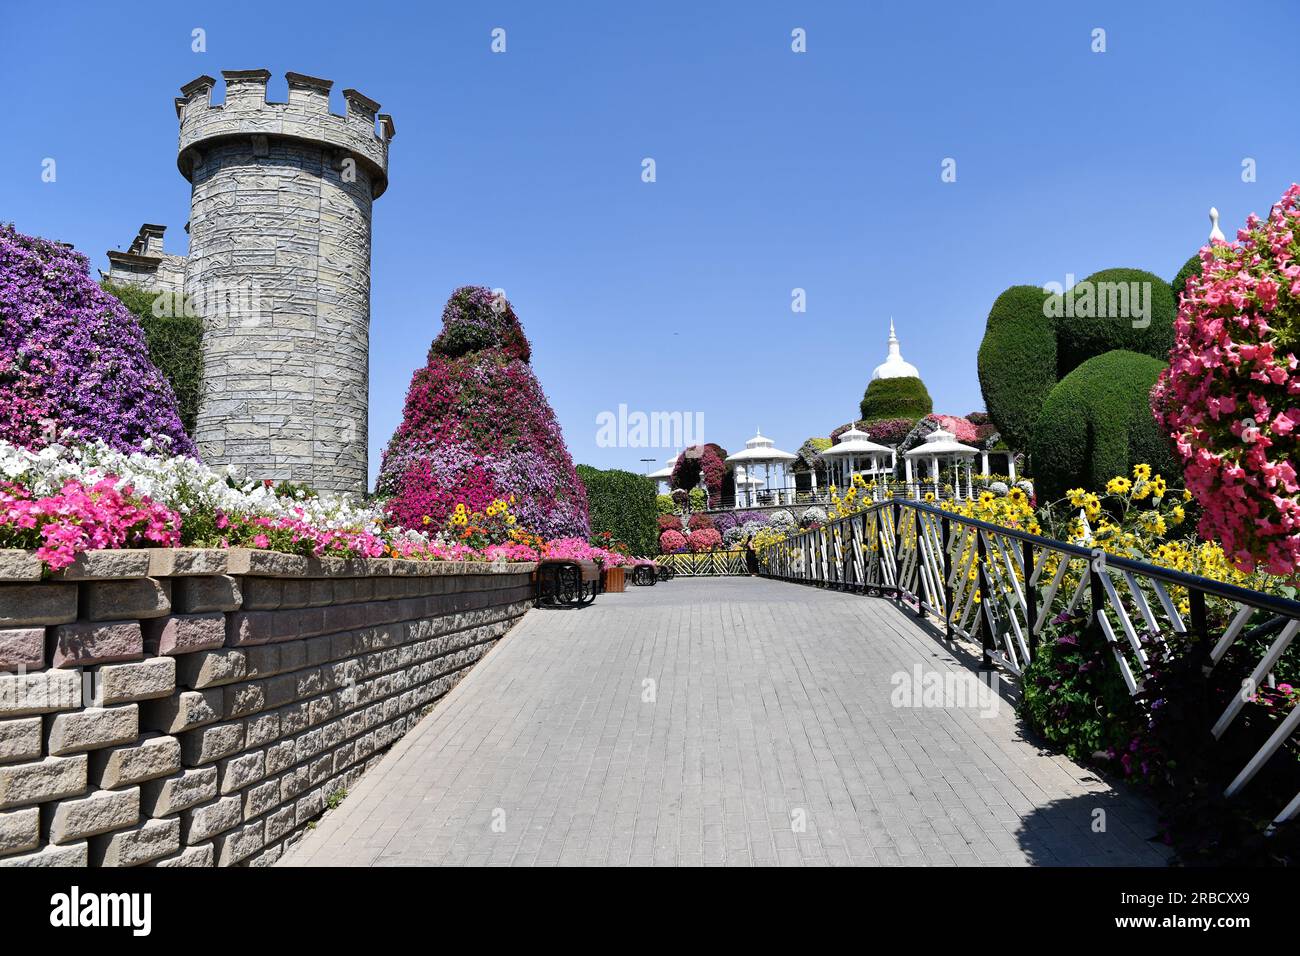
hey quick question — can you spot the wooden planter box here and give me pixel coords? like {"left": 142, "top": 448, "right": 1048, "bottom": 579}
{"left": 602, "top": 566, "right": 626, "bottom": 593}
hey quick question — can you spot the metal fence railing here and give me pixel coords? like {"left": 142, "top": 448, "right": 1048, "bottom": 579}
{"left": 758, "top": 498, "right": 1300, "bottom": 828}
{"left": 657, "top": 551, "right": 749, "bottom": 576}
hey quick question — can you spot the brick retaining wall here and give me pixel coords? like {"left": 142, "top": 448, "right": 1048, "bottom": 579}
{"left": 0, "top": 548, "right": 535, "bottom": 867}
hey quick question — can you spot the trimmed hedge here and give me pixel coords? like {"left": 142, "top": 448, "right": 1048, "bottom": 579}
{"left": 1029, "top": 350, "right": 1178, "bottom": 501}
{"left": 101, "top": 280, "right": 203, "bottom": 436}
{"left": 977, "top": 285, "right": 1056, "bottom": 454}
{"left": 576, "top": 465, "right": 658, "bottom": 557}
{"left": 1051, "top": 268, "right": 1176, "bottom": 379}
{"left": 1171, "top": 252, "right": 1203, "bottom": 303}
{"left": 859, "top": 375, "right": 933, "bottom": 422}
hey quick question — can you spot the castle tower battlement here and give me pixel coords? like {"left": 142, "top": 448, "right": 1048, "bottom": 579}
{"left": 176, "top": 71, "right": 394, "bottom": 198}
{"left": 176, "top": 69, "right": 395, "bottom": 495}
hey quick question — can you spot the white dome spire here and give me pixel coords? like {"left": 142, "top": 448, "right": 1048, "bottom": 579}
{"left": 871, "top": 318, "right": 920, "bottom": 380}
{"left": 1209, "top": 206, "right": 1226, "bottom": 243}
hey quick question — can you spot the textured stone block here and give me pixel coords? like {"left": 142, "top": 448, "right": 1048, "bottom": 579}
{"left": 240, "top": 577, "right": 283, "bottom": 611}
{"left": 139, "top": 766, "right": 217, "bottom": 817}
{"left": 180, "top": 794, "right": 241, "bottom": 844}
{"left": 143, "top": 613, "right": 227, "bottom": 656}
{"left": 225, "top": 549, "right": 309, "bottom": 577}
{"left": 171, "top": 575, "right": 241, "bottom": 613}
{"left": 53, "top": 550, "right": 151, "bottom": 580}
{"left": 147, "top": 842, "right": 213, "bottom": 867}
{"left": 217, "top": 749, "right": 264, "bottom": 794}
{"left": 45, "top": 705, "right": 138, "bottom": 756}
{"left": 0, "top": 583, "right": 77, "bottom": 627}
{"left": 0, "top": 550, "right": 43, "bottom": 582}
{"left": 0, "top": 840, "right": 88, "bottom": 867}
{"left": 0, "top": 628, "right": 44, "bottom": 670}
{"left": 175, "top": 647, "right": 247, "bottom": 689}
{"left": 80, "top": 578, "right": 171, "bottom": 621}
{"left": 214, "top": 818, "right": 264, "bottom": 866}
{"left": 0, "top": 717, "right": 41, "bottom": 765}
{"left": 0, "top": 754, "right": 87, "bottom": 809}
{"left": 179, "top": 721, "right": 245, "bottom": 765}
{"left": 89, "top": 734, "right": 181, "bottom": 789}
{"left": 43, "top": 787, "right": 139, "bottom": 844}
{"left": 89, "top": 816, "right": 180, "bottom": 867}
{"left": 92, "top": 656, "right": 176, "bottom": 704}
{"left": 49, "top": 620, "right": 144, "bottom": 668}
{"left": 264, "top": 804, "right": 296, "bottom": 843}
{"left": 147, "top": 549, "right": 229, "bottom": 578}
{"left": 0, "top": 670, "right": 82, "bottom": 717}
{"left": 225, "top": 610, "right": 277, "bottom": 647}
{"left": 224, "top": 680, "right": 266, "bottom": 719}
{"left": 0, "top": 806, "right": 39, "bottom": 857}
{"left": 141, "top": 689, "right": 221, "bottom": 733}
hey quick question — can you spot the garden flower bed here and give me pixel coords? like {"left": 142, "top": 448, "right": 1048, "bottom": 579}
{"left": 0, "top": 438, "right": 640, "bottom": 575}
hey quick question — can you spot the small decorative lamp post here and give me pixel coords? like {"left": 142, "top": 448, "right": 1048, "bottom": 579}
{"left": 725, "top": 429, "right": 799, "bottom": 506}
{"left": 821, "top": 425, "right": 894, "bottom": 501}
{"left": 903, "top": 427, "right": 979, "bottom": 500}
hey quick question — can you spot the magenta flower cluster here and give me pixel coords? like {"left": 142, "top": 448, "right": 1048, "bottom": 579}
{"left": 0, "top": 225, "right": 195, "bottom": 456}
{"left": 1153, "top": 184, "right": 1300, "bottom": 577}
{"left": 377, "top": 287, "right": 589, "bottom": 540}
{"left": 0, "top": 477, "right": 181, "bottom": 571}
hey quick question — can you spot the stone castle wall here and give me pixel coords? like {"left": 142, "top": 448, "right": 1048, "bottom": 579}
{"left": 0, "top": 549, "right": 531, "bottom": 867}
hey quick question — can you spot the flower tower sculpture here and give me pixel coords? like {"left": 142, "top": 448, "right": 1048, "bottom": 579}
{"left": 377, "top": 287, "right": 590, "bottom": 540}
{"left": 0, "top": 225, "right": 194, "bottom": 455}
{"left": 1154, "top": 185, "right": 1300, "bottom": 577}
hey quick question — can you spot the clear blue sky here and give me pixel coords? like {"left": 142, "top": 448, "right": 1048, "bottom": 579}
{"left": 2, "top": 1, "right": 1297, "bottom": 485}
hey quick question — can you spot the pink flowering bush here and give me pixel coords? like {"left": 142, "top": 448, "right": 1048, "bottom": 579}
{"left": 0, "top": 477, "right": 180, "bottom": 570}
{"left": 932, "top": 415, "right": 979, "bottom": 444}
{"left": 687, "top": 527, "right": 722, "bottom": 552}
{"left": 1153, "top": 184, "right": 1300, "bottom": 577}
{"left": 659, "top": 529, "right": 687, "bottom": 553}
{"left": 377, "top": 287, "right": 589, "bottom": 540}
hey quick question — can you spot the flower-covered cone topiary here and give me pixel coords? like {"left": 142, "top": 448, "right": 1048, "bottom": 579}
{"left": 377, "top": 286, "right": 590, "bottom": 539}
{"left": 0, "top": 225, "right": 195, "bottom": 455}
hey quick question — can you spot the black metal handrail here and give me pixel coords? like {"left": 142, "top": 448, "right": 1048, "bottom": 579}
{"left": 759, "top": 496, "right": 1300, "bottom": 827}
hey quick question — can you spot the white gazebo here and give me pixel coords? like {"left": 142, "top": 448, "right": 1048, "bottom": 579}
{"left": 903, "top": 427, "right": 979, "bottom": 500}
{"left": 820, "top": 425, "right": 894, "bottom": 501}
{"left": 726, "top": 429, "right": 799, "bottom": 507}
{"left": 646, "top": 453, "right": 679, "bottom": 495}
{"left": 733, "top": 465, "right": 765, "bottom": 508}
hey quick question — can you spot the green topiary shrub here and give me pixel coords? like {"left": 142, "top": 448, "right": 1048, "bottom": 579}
{"left": 859, "top": 376, "right": 932, "bottom": 422}
{"left": 1050, "top": 268, "right": 1176, "bottom": 379}
{"left": 655, "top": 493, "right": 677, "bottom": 516}
{"left": 1029, "top": 350, "right": 1178, "bottom": 501}
{"left": 576, "top": 465, "right": 658, "bottom": 557}
{"left": 1171, "top": 252, "right": 1203, "bottom": 303}
{"left": 101, "top": 280, "right": 204, "bottom": 436}
{"left": 976, "top": 284, "right": 1056, "bottom": 454}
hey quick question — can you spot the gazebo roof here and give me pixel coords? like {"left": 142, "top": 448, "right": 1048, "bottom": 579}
{"left": 903, "top": 427, "right": 978, "bottom": 458}
{"left": 725, "top": 428, "right": 797, "bottom": 463}
{"left": 822, "top": 425, "right": 892, "bottom": 458}
{"left": 646, "top": 453, "right": 679, "bottom": 480}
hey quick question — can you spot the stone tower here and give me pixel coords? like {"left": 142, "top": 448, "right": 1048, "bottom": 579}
{"left": 173, "top": 70, "right": 395, "bottom": 494}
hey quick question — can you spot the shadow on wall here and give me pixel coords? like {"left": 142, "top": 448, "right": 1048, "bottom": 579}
{"left": 1013, "top": 791, "right": 1170, "bottom": 866}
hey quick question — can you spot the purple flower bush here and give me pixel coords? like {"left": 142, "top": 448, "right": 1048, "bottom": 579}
{"left": 377, "top": 287, "right": 590, "bottom": 540}
{"left": 0, "top": 225, "right": 194, "bottom": 455}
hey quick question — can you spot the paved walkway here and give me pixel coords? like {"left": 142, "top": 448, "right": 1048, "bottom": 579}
{"left": 283, "top": 578, "right": 1168, "bottom": 866}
